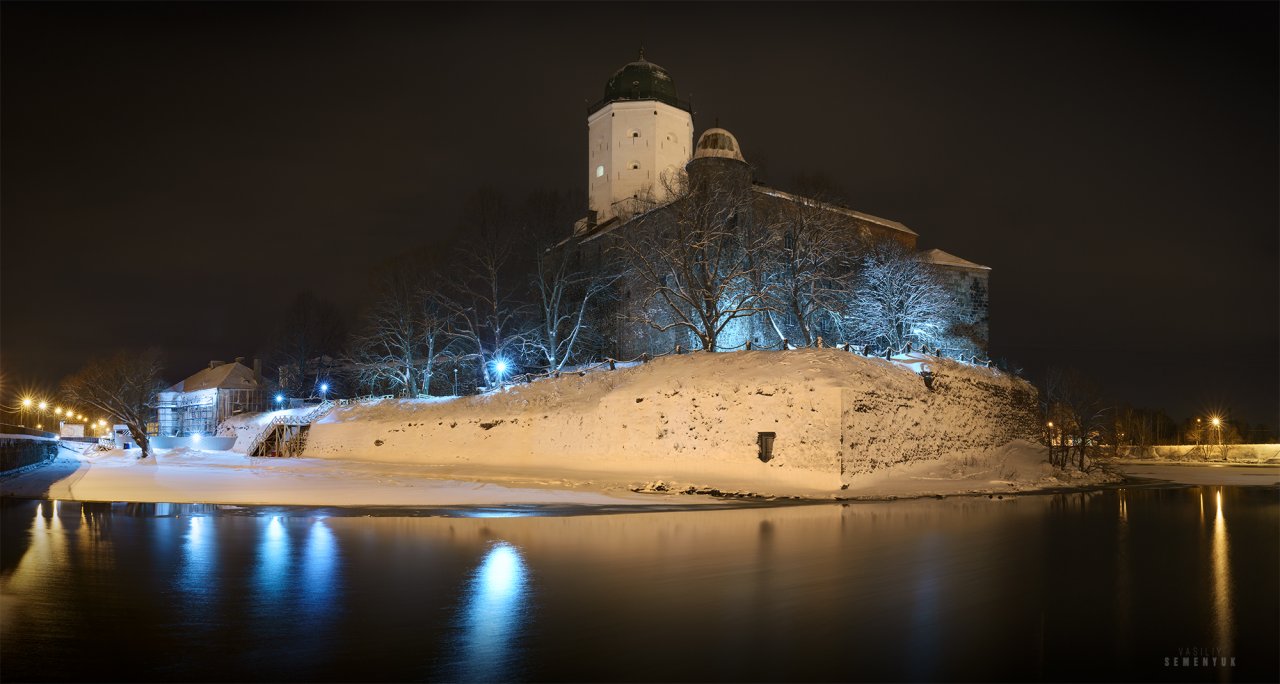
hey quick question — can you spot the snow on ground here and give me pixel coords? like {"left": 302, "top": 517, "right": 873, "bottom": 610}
{"left": 841, "top": 439, "right": 1121, "bottom": 497}
{"left": 1, "top": 351, "right": 1133, "bottom": 507}
{"left": 0, "top": 441, "right": 1129, "bottom": 508}
{"left": 0, "top": 447, "right": 678, "bottom": 507}
{"left": 304, "top": 349, "right": 1042, "bottom": 496}
{"left": 1111, "top": 462, "right": 1280, "bottom": 487}
{"left": 1114, "top": 443, "right": 1280, "bottom": 464}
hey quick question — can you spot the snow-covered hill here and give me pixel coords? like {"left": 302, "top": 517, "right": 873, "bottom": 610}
{"left": 303, "top": 349, "right": 1043, "bottom": 495}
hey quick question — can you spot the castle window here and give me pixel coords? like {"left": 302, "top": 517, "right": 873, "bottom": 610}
{"left": 628, "top": 129, "right": 641, "bottom": 139}
{"left": 596, "top": 165, "right": 605, "bottom": 178}
{"left": 628, "top": 161, "right": 640, "bottom": 170}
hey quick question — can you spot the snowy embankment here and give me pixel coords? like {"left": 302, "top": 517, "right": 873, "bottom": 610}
{"left": 1, "top": 443, "right": 667, "bottom": 507}
{"left": 303, "top": 349, "right": 1099, "bottom": 497}
{"left": 1114, "top": 443, "right": 1280, "bottom": 464}
{"left": 0, "top": 351, "right": 1115, "bottom": 506}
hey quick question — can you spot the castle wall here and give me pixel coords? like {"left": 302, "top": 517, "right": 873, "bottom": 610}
{"left": 933, "top": 266, "right": 990, "bottom": 355}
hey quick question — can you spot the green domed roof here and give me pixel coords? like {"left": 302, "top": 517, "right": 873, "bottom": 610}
{"left": 589, "top": 51, "right": 690, "bottom": 114}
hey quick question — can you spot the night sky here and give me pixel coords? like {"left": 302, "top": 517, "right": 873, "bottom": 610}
{"left": 3, "top": 2, "right": 1276, "bottom": 430}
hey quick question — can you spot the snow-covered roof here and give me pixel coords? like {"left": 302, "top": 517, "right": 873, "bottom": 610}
{"left": 751, "top": 186, "right": 919, "bottom": 237}
{"left": 693, "top": 128, "right": 746, "bottom": 162}
{"left": 168, "top": 362, "right": 262, "bottom": 393}
{"left": 918, "top": 248, "right": 990, "bottom": 271}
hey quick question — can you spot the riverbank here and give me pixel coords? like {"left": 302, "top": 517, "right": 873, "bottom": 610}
{"left": 0, "top": 438, "right": 1141, "bottom": 508}
{"left": 295, "top": 349, "right": 1044, "bottom": 493}
{"left": 1109, "top": 460, "right": 1280, "bottom": 486}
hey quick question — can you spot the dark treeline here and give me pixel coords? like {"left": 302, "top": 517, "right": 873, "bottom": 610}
{"left": 262, "top": 187, "right": 608, "bottom": 399}
{"left": 1036, "top": 366, "right": 1275, "bottom": 470}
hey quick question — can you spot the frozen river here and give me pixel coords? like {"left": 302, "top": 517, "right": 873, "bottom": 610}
{"left": 2, "top": 486, "right": 1276, "bottom": 682}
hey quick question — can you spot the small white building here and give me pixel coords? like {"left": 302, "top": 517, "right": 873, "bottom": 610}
{"left": 156, "top": 359, "right": 267, "bottom": 438}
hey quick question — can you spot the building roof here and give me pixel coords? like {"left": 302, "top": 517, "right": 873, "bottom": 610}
{"left": 590, "top": 51, "right": 689, "bottom": 114}
{"left": 751, "top": 185, "right": 919, "bottom": 237}
{"left": 168, "top": 361, "right": 262, "bottom": 393}
{"left": 919, "top": 248, "right": 990, "bottom": 271}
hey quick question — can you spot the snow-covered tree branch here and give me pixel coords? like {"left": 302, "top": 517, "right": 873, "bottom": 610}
{"left": 757, "top": 193, "right": 863, "bottom": 347}
{"left": 62, "top": 349, "right": 165, "bottom": 458}
{"left": 614, "top": 166, "right": 777, "bottom": 352}
{"left": 845, "top": 240, "right": 954, "bottom": 352}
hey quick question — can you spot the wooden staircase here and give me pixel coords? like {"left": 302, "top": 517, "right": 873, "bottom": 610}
{"left": 248, "top": 400, "right": 333, "bottom": 457}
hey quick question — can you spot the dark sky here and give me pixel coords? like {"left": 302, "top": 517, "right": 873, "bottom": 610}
{"left": 3, "top": 2, "right": 1277, "bottom": 430}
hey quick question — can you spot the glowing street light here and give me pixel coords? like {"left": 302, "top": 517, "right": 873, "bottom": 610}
{"left": 319, "top": 382, "right": 329, "bottom": 399}
{"left": 21, "top": 397, "right": 32, "bottom": 408}
{"left": 55, "top": 408, "right": 63, "bottom": 416}
{"left": 1211, "top": 417, "right": 1221, "bottom": 428}
{"left": 275, "top": 393, "right": 285, "bottom": 405}
{"left": 491, "top": 358, "right": 511, "bottom": 388}
{"left": 37, "top": 401, "right": 48, "bottom": 411}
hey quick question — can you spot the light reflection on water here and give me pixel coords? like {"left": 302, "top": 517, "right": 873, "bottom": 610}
{"left": 0, "top": 488, "right": 1276, "bottom": 683}
{"left": 179, "top": 516, "right": 216, "bottom": 628}
{"left": 255, "top": 516, "right": 291, "bottom": 611}
{"left": 442, "top": 541, "right": 531, "bottom": 682}
{"left": 1212, "top": 488, "right": 1234, "bottom": 667}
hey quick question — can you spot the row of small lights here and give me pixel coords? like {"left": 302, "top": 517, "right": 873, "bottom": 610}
{"left": 1046, "top": 415, "right": 1223, "bottom": 429}
{"left": 19, "top": 396, "right": 109, "bottom": 428}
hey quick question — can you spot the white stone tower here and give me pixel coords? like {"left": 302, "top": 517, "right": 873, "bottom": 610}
{"left": 583, "top": 51, "right": 693, "bottom": 228}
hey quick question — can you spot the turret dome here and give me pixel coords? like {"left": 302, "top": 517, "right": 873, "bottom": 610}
{"left": 692, "top": 128, "right": 745, "bottom": 162}
{"left": 590, "top": 50, "right": 690, "bottom": 114}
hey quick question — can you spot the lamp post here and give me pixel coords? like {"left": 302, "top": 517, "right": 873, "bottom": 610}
{"left": 319, "top": 382, "right": 329, "bottom": 401}
{"left": 453, "top": 368, "right": 458, "bottom": 397}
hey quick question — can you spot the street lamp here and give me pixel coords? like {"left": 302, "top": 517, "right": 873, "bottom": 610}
{"left": 319, "top": 382, "right": 329, "bottom": 400}
{"left": 491, "top": 358, "right": 510, "bottom": 389}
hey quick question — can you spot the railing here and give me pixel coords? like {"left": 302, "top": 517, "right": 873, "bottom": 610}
{"left": 0, "top": 424, "right": 58, "bottom": 439}
{"left": 475, "top": 340, "right": 995, "bottom": 393}
{"left": 244, "top": 400, "right": 334, "bottom": 457}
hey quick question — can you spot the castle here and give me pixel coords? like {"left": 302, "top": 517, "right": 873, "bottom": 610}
{"left": 568, "top": 53, "right": 990, "bottom": 361}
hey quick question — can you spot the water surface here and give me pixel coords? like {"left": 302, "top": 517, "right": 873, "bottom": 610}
{"left": 2, "top": 487, "right": 1276, "bottom": 682}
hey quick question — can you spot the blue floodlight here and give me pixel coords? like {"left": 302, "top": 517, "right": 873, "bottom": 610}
{"left": 319, "top": 382, "right": 329, "bottom": 393}
{"left": 275, "top": 394, "right": 285, "bottom": 404}
{"left": 494, "top": 360, "right": 508, "bottom": 375}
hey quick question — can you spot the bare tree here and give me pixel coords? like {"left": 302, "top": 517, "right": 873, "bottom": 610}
{"left": 518, "top": 190, "right": 616, "bottom": 371}
{"left": 350, "top": 266, "right": 453, "bottom": 397}
{"left": 444, "top": 190, "right": 531, "bottom": 388}
{"left": 267, "top": 292, "right": 348, "bottom": 396}
{"left": 614, "top": 166, "right": 777, "bottom": 351}
{"left": 62, "top": 349, "right": 165, "bottom": 458}
{"left": 758, "top": 194, "right": 862, "bottom": 347}
{"left": 845, "top": 240, "right": 953, "bottom": 352}
{"left": 1043, "top": 367, "right": 1109, "bottom": 470}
